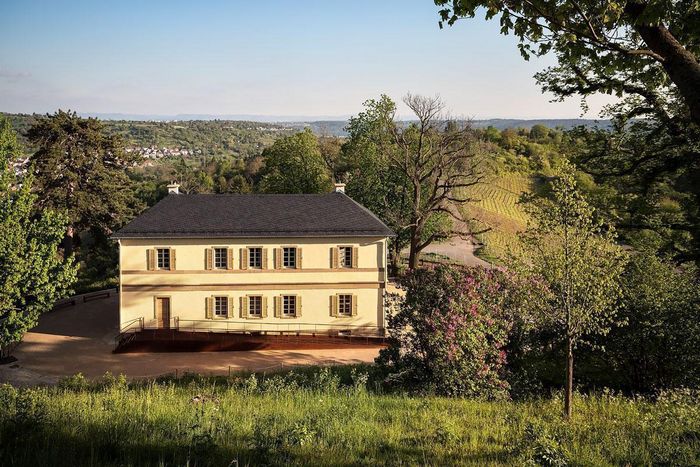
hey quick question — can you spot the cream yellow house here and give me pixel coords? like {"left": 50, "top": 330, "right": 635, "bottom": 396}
{"left": 113, "top": 184, "right": 394, "bottom": 338}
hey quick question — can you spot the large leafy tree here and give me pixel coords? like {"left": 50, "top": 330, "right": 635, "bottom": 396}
{"left": 258, "top": 129, "right": 333, "bottom": 194}
{"left": 436, "top": 0, "right": 700, "bottom": 126}
{"left": 26, "top": 110, "right": 141, "bottom": 255}
{"left": 514, "top": 161, "right": 627, "bottom": 418}
{"left": 0, "top": 118, "right": 77, "bottom": 355}
{"left": 436, "top": 1, "right": 700, "bottom": 264}
{"left": 342, "top": 96, "right": 413, "bottom": 273}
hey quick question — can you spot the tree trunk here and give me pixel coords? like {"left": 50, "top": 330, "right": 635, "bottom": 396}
{"left": 626, "top": 2, "right": 700, "bottom": 126}
{"left": 408, "top": 227, "right": 421, "bottom": 270}
{"left": 390, "top": 242, "right": 401, "bottom": 276}
{"left": 62, "top": 225, "right": 75, "bottom": 257}
{"left": 565, "top": 336, "right": 574, "bottom": 419}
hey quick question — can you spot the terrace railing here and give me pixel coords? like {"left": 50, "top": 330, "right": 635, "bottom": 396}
{"left": 138, "top": 317, "right": 384, "bottom": 337}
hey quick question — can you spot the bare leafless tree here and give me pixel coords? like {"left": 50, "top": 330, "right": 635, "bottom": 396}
{"left": 389, "top": 93, "right": 485, "bottom": 269}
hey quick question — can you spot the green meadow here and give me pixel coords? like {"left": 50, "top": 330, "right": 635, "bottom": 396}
{"left": 1, "top": 366, "right": 698, "bottom": 466}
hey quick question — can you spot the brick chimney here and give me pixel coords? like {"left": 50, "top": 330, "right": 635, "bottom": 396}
{"left": 334, "top": 183, "right": 346, "bottom": 194}
{"left": 167, "top": 183, "right": 180, "bottom": 195}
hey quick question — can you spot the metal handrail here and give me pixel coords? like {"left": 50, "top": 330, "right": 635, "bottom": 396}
{"left": 118, "top": 317, "right": 144, "bottom": 334}
{"left": 133, "top": 317, "right": 383, "bottom": 336}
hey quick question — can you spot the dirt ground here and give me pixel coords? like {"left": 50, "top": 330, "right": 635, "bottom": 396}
{"left": 0, "top": 295, "right": 380, "bottom": 386}
{"left": 421, "top": 236, "right": 491, "bottom": 267}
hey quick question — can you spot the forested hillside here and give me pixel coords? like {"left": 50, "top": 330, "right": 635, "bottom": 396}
{"left": 2, "top": 113, "right": 296, "bottom": 159}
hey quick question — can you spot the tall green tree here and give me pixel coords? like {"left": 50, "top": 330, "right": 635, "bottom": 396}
{"left": 435, "top": 1, "right": 700, "bottom": 264}
{"left": 342, "top": 96, "right": 412, "bottom": 273}
{"left": 436, "top": 0, "right": 700, "bottom": 127}
{"left": 26, "top": 110, "right": 141, "bottom": 255}
{"left": 258, "top": 129, "right": 333, "bottom": 194}
{"left": 0, "top": 118, "right": 77, "bottom": 355}
{"left": 514, "top": 161, "right": 627, "bottom": 418}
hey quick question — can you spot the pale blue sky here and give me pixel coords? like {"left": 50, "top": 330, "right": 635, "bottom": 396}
{"left": 0, "top": 0, "right": 611, "bottom": 119}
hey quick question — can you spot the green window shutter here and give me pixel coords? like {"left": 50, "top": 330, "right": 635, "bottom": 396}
{"left": 330, "top": 295, "right": 338, "bottom": 317}
{"left": 205, "top": 248, "right": 213, "bottom": 270}
{"left": 169, "top": 248, "right": 176, "bottom": 271}
{"left": 296, "top": 295, "right": 302, "bottom": 317}
{"left": 352, "top": 295, "right": 358, "bottom": 316}
{"left": 147, "top": 249, "right": 155, "bottom": 271}
{"left": 262, "top": 296, "right": 268, "bottom": 318}
{"left": 227, "top": 248, "right": 234, "bottom": 270}
{"left": 205, "top": 297, "right": 213, "bottom": 319}
{"left": 274, "top": 296, "right": 281, "bottom": 318}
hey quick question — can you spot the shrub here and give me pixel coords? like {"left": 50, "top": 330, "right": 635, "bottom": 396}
{"left": 377, "top": 265, "right": 542, "bottom": 398}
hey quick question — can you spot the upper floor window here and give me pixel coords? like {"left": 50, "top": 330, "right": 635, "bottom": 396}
{"left": 157, "top": 248, "right": 170, "bottom": 270}
{"left": 339, "top": 247, "right": 353, "bottom": 268}
{"left": 282, "top": 295, "right": 297, "bottom": 317}
{"left": 214, "top": 296, "right": 228, "bottom": 318}
{"left": 249, "top": 247, "right": 262, "bottom": 269}
{"left": 283, "top": 247, "right": 296, "bottom": 268}
{"left": 338, "top": 294, "right": 353, "bottom": 316}
{"left": 214, "top": 248, "right": 228, "bottom": 269}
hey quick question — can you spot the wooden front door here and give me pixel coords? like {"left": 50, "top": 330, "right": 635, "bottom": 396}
{"left": 155, "top": 297, "right": 171, "bottom": 329}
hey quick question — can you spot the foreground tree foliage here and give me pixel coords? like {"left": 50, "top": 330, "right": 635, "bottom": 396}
{"left": 600, "top": 252, "right": 700, "bottom": 391}
{"left": 0, "top": 118, "right": 77, "bottom": 355}
{"left": 514, "top": 162, "right": 627, "bottom": 417}
{"left": 377, "top": 264, "right": 542, "bottom": 398}
{"left": 436, "top": 0, "right": 700, "bottom": 265}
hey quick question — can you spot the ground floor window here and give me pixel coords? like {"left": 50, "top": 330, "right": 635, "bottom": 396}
{"left": 248, "top": 296, "right": 262, "bottom": 317}
{"left": 214, "top": 296, "right": 228, "bottom": 317}
{"left": 338, "top": 294, "right": 353, "bottom": 316}
{"left": 282, "top": 295, "right": 297, "bottom": 317}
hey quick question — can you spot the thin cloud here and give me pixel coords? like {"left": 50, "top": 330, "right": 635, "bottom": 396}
{"left": 0, "top": 68, "right": 32, "bottom": 82}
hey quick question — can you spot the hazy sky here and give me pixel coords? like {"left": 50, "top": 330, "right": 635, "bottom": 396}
{"left": 0, "top": 0, "right": 613, "bottom": 119}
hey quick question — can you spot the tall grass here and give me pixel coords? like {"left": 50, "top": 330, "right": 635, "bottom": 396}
{"left": 1, "top": 367, "right": 698, "bottom": 466}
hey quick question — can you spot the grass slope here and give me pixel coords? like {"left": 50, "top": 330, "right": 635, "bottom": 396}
{"left": 1, "top": 367, "right": 698, "bottom": 466}
{"left": 462, "top": 173, "right": 533, "bottom": 263}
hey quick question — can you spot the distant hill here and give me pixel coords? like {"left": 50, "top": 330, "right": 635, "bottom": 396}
{"left": 1, "top": 112, "right": 612, "bottom": 151}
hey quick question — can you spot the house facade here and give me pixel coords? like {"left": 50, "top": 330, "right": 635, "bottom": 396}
{"left": 113, "top": 185, "right": 394, "bottom": 337}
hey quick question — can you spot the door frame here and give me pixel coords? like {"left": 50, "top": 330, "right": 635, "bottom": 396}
{"left": 153, "top": 295, "right": 172, "bottom": 329}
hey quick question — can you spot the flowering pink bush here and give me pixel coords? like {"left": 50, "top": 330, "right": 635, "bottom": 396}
{"left": 377, "top": 265, "right": 539, "bottom": 398}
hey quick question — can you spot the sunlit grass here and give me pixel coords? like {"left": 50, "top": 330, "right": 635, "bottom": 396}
{"left": 1, "top": 367, "right": 697, "bottom": 466}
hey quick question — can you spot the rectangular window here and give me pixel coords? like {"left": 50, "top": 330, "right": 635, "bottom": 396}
{"left": 339, "top": 247, "right": 353, "bottom": 268}
{"left": 214, "top": 296, "right": 228, "bottom": 317}
{"left": 157, "top": 248, "right": 170, "bottom": 270}
{"left": 214, "top": 248, "right": 228, "bottom": 269}
{"left": 249, "top": 296, "right": 262, "bottom": 317}
{"left": 282, "top": 247, "right": 296, "bottom": 268}
{"left": 282, "top": 295, "right": 297, "bottom": 317}
{"left": 338, "top": 294, "right": 353, "bottom": 316}
{"left": 248, "top": 247, "right": 262, "bottom": 269}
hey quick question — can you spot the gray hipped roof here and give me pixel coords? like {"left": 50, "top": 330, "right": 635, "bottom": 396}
{"left": 113, "top": 193, "right": 394, "bottom": 239}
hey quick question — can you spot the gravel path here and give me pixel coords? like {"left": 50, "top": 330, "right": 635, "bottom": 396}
{"left": 0, "top": 295, "right": 380, "bottom": 386}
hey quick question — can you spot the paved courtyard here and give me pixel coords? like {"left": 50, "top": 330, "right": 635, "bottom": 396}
{"left": 0, "top": 295, "right": 380, "bottom": 386}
